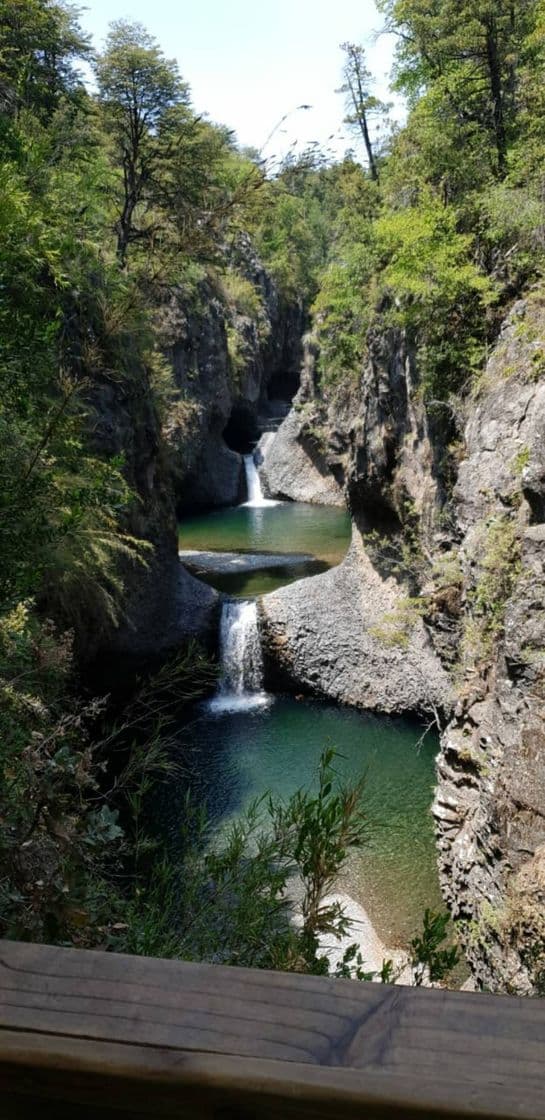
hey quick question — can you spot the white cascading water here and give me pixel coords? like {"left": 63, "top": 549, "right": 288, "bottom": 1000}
{"left": 243, "top": 454, "right": 277, "bottom": 508}
{"left": 208, "top": 599, "right": 270, "bottom": 713}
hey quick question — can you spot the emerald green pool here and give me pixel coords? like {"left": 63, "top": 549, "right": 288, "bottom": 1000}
{"left": 178, "top": 502, "right": 351, "bottom": 596}
{"left": 164, "top": 697, "right": 442, "bottom": 950}
{"left": 174, "top": 492, "right": 442, "bottom": 953}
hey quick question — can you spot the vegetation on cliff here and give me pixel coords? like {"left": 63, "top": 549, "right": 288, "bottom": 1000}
{"left": 0, "top": 1, "right": 332, "bottom": 950}
{"left": 3, "top": 0, "right": 541, "bottom": 984}
{"left": 313, "top": 1, "right": 545, "bottom": 397}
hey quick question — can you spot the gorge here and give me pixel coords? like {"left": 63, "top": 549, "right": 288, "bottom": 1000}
{"left": 168, "top": 283, "right": 545, "bottom": 991}
{"left": 3, "top": 0, "right": 545, "bottom": 998}
{"left": 174, "top": 440, "right": 443, "bottom": 964}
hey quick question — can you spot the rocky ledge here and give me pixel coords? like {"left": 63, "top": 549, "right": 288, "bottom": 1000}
{"left": 261, "top": 519, "right": 452, "bottom": 716}
{"left": 257, "top": 409, "right": 344, "bottom": 506}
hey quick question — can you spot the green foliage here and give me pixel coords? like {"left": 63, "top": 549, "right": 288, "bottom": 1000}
{"left": 462, "top": 515, "right": 522, "bottom": 666}
{"left": 375, "top": 199, "right": 495, "bottom": 395}
{"left": 96, "top": 20, "right": 189, "bottom": 263}
{"left": 109, "top": 748, "right": 432, "bottom": 986}
{"left": 370, "top": 597, "right": 427, "bottom": 650}
{"left": 470, "top": 516, "right": 521, "bottom": 636}
{"left": 0, "top": 637, "right": 215, "bottom": 943}
{"left": 311, "top": 165, "right": 379, "bottom": 384}
{"left": 312, "top": 2, "right": 545, "bottom": 398}
{"left": 251, "top": 180, "right": 323, "bottom": 301}
{"left": 410, "top": 909, "right": 460, "bottom": 986}
{"left": 221, "top": 271, "right": 264, "bottom": 320}
{"left": 161, "top": 747, "right": 371, "bottom": 975}
{"left": 0, "top": 0, "right": 89, "bottom": 122}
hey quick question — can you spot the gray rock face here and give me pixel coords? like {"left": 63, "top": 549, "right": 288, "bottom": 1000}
{"left": 158, "top": 240, "right": 304, "bottom": 513}
{"left": 291, "top": 324, "right": 443, "bottom": 542}
{"left": 259, "top": 323, "right": 453, "bottom": 716}
{"left": 184, "top": 435, "right": 244, "bottom": 510}
{"left": 261, "top": 521, "right": 452, "bottom": 715}
{"left": 257, "top": 409, "right": 344, "bottom": 506}
{"left": 433, "top": 296, "right": 545, "bottom": 993}
{"left": 110, "top": 552, "right": 219, "bottom": 661}
{"left": 84, "top": 360, "right": 219, "bottom": 668}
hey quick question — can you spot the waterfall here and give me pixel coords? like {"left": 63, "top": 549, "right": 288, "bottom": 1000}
{"left": 208, "top": 599, "right": 269, "bottom": 713}
{"left": 243, "top": 454, "right": 277, "bottom": 508}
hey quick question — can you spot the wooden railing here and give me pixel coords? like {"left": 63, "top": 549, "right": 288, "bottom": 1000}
{"left": 1, "top": 939, "right": 545, "bottom": 1119}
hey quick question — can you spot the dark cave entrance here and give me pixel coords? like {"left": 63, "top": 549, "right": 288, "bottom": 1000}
{"left": 223, "top": 403, "right": 260, "bottom": 454}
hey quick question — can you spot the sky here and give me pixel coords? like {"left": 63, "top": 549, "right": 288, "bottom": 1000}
{"left": 79, "top": 0, "right": 401, "bottom": 164}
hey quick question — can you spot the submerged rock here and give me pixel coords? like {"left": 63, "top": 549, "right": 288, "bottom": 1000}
{"left": 178, "top": 549, "right": 317, "bottom": 575}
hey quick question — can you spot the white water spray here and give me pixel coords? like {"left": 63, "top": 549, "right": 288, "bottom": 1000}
{"left": 243, "top": 454, "right": 278, "bottom": 508}
{"left": 208, "top": 599, "right": 269, "bottom": 713}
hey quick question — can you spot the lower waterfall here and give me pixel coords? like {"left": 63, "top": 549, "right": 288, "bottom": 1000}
{"left": 208, "top": 599, "right": 270, "bottom": 712}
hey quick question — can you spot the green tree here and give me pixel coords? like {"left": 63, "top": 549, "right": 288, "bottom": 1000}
{"left": 338, "top": 42, "right": 387, "bottom": 181}
{"left": 96, "top": 20, "right": 189, "bottom": 264}
{"left": 0, "top": 0, "right": 88, "bottom": 122}
{"left": 379, "top": 0, "right": 534, "bottom": 179}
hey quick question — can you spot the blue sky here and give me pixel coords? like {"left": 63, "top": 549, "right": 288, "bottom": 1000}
{"left": 79, "top": 1, "right": 400, "bottom": 162}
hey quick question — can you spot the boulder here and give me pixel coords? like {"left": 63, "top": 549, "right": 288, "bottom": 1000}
{"left": 261, "top": 521, "right": 452, "bottom": 716}
{"left": 257, "top": 410, "right": 344, "bottom": 506}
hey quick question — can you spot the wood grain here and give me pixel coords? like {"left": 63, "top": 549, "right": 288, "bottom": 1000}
{"left": 1, "top": 939, "right": 545, "bottom": 1118}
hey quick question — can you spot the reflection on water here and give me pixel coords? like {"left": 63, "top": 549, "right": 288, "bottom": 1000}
{"left": 178, "top": 501, "right": 351, "bottom": 595}
{"left": 159, "top": 696, "right": 442, "bottom": 949}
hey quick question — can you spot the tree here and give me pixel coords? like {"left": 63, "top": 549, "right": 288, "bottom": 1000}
{"left": 338, "top": 43, "right": 387, "bottom": 182}
{"left": 378, "top": 0, "right": 534, "bottom": 179}
{"left": 96, "top": 20, "right": 189, "bottom": 264}
{"left": 0, "top": 0, "right": 88, "bottom": 121}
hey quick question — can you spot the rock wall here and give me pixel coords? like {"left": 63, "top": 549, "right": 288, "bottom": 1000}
{"left": 159, "top": 241, "right": 304, "bottom": 514}
{"left": 258, "top": 408, "right": 344, "bottom": 505}
{"left": 87, "top": 358, "right": 219, "bottom": 669}
{"left": 261, "top": 324, "right": 452, "bottom": 715}
{"left": 433, "top": 295, "right": 545, "bottom": 994}
{"left": 261, "top": 295, "right": 545, "bottom": 992}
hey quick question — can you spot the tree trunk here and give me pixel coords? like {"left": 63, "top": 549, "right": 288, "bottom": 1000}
{"left": 484, "top": 18, "right": 507, "bottom": 178}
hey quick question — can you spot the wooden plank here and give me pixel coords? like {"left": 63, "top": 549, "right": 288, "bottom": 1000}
{"left": 2, "top": 1029, "right": 545, "bottom": 1120}
{"left": 1, "top": 940, "right": 545, "bottom": 1118}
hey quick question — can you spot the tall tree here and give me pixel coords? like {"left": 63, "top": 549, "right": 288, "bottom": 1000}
{"left": 96, "top": 20, "right": 189, "bottom": 264}
{"left": 379, "top": 0, "right": 534, "bottom": 179}
{"left": 338, "top": 42, "right": 387, "bottom": 182}
{"left": 0, "top": 0, "right": 88, "bottom": 121}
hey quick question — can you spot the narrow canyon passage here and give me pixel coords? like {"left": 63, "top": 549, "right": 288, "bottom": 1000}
{"left": 173, "top": 441, "right": 443, "bottom": 959}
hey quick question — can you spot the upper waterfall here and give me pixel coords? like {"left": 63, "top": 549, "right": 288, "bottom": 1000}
{"left": 208, "top": 599, "right": 269, "bottom": 713}
{"left": 243, "top": 454, "right": 278, "bottom": 508}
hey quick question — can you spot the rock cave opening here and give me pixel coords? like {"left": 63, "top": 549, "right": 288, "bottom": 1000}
{"left": 223, "top": 403, "right": 260, "bottom": 454}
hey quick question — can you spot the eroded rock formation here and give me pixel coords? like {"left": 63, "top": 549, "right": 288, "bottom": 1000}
{"left": 158, "top": 239, "right": 303, "bottom": 513}
{"left": 261, "top": 518, "right": 452, "bottom": 715}
{"left": 434, "top": 296, "right": 545, "bottom": 993}
{"left": 261, "top": 324, "right": 451, "bottom": 714}
{"left": 260, "top": 294, "right": 545, "bottom": 992}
